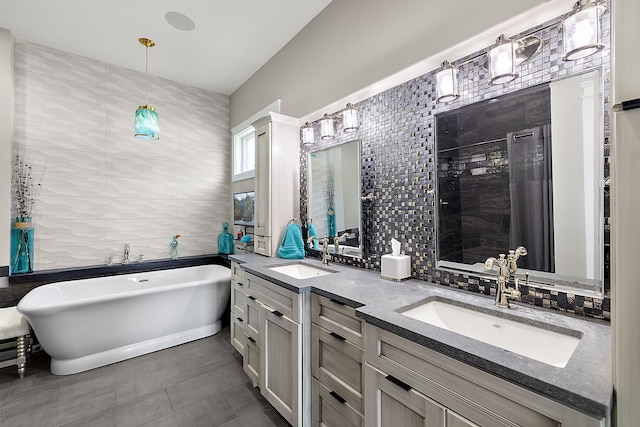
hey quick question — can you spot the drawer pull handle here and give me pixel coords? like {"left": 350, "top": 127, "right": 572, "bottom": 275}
{"left": 236, "top": 317, "right": 244, "bottom": 322}
{"left": 329, "top": 391, "right": 346, "bottom": 404}
{"left": 272, "top": 310, "right": 284, "bottom": 317}
{"left": 329, "top": 332, "right": 346, "bottom": 341}
{"left": 248, "top": 295, "right": 256, "bottom": 300}
{"left": 386, "top": 375, "right": 412, "bottom": 392}
{"left": 237, "top": 282, "right": 244, "bottom": 287}
{"left": 329, "top": 298, "right": 345, "bottom": 306}
{"left": 248, "top": 336, "right": 256, "bottom": 343}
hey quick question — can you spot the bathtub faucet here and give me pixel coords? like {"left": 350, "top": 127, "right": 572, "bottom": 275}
{"left": 123, "top": 244, "right": 130, "bottom": 264}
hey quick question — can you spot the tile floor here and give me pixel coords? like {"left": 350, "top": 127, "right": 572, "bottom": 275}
{"left": 0, "top": 327, "right": 290, "bottom": 427}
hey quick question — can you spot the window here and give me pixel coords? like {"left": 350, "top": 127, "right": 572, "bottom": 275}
{"left": 233, "top": 126, "right": 255, "bottom": 181}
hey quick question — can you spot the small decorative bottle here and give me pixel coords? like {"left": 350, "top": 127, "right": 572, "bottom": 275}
{"left": 218, "top": 222, "right": 234, "bottom": 255}
{"left": 170, "top": 234, "right": 181, "bottom": 260}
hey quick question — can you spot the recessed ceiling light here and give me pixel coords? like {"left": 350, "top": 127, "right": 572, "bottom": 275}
{"left": 165, "top": 11, "right": 196, "bottom": 31}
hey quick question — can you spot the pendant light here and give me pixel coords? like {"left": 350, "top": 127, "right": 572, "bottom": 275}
{"left": 562, "top": 0, "right": 604, "bottom": 61}
{"left": 342, "top": 103, "right": 359, "bottom": 132}
{"left": 436, "top": 61, "right": 459, "bottom": 103}
{"left": 135, "top": 38, "right": 159, "bottom": 140}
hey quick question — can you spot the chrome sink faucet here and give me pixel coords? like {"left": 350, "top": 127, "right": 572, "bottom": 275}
{"left": 485, "top": 246, "right": 527, "bottom": 308}
{"left": 123, "top": 244, "right": 130, "bottom": 265}
{"left": 307, "top": 236, "right": 331, "bottom": 265}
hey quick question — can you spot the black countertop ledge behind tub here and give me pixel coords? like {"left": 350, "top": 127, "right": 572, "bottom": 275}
{"left": 229, "top": 253, "right": 612, "bottom": 420}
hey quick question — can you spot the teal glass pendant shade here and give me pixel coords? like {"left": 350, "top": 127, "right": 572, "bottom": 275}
{"left": 135, "top": 105, "right": 159, "bottom": 140}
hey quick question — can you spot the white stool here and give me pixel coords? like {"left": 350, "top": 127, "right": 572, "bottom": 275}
{"left": 0, "top": 306, "right": 31, "bottom": 378}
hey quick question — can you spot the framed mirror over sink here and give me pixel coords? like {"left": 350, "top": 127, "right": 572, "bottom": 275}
{"left": 307, "top": 140, "right": 362, "bottom": 258}
{"left": 435, "top": 68, "right": 604, "bottom": 297}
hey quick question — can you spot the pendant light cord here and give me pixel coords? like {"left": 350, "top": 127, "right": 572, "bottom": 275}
{"left": 145, "top": 44, "right": 149, "bottom": 107}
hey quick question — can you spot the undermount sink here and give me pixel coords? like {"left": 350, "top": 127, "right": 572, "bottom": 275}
{"left": 269, "top": 262, "right": 335, "bottom": 280}
{"left": 401, "top": 299, "right": 581, "bottom": 368}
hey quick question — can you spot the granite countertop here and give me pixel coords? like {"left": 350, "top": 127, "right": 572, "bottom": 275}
{"left": 229, "top": 253, "right": 612, "bottom": 419}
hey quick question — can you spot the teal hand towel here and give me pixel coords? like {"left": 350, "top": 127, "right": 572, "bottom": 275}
{"left": 308, "top": 223, "right": 319, "bottom": 250}
{"left": 278, "top": 223, "right": 305, "bottom": 259}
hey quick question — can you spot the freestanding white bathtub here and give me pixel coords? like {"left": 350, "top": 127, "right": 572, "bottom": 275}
{"left": 17, "top": 264, "right": 231, "bottom": 375}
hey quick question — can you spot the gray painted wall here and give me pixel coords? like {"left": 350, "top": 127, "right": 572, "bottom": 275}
{"left": 230, "top": 0, "right": 548, "bottom": 127}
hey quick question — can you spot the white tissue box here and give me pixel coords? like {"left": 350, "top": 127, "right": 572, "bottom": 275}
{"left": 381, "top": 254, "right": 411, "bottom": 281}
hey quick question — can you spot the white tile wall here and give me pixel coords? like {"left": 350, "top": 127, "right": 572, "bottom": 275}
{"left": 13, "top": 41, "right": 230, "bottom": 271}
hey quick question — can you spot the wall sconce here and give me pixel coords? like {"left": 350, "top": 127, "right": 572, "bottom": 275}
{"left": 134, "top": 37, "right": 159, "bottom": 140}
{"left": 342, "top": 103, "right": 358, "bottom": 132}
{"left": 487, "top": 34, "right": 542, "bottom": 85}
{"left": 302, "top": 122, "right": 315, "bottom": 145}
{"left": 436, "top": 61, "right": 459, "bottom": 103}
{"left": 562, "top": 0, "right": 604, "bottom": 61}
{"left": 320, "top": 113, "right": 334, "bottom": 139}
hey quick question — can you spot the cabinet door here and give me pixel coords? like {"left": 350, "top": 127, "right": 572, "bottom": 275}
{"left": 230, "top": 315, "right": 246, "bottom": 355}
{"left": 243, "top": 332, "right": 260, "bottom": 387}
{"left": 254, "top": 123, "right": 271, "bottom": 237}
{"left": 365, "top": 365, "right": 446, "bottom": 427}
{"left": 245, "top": 296, "right": 261, "bottom": 344}
{"left": 260, "top": 305, "right": 301, "bottom": 427}
{"left": 446, "top": 411, "right": 479, "bottom": 427}
{"left": 231, "top": 280, "right": 246, "bottom": 321}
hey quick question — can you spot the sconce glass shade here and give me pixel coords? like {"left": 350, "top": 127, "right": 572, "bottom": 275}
{"left": 562, "top": 1, "right": 604, "bottom": 61}
{"left": 302, "top": 122, "right": 315, "bottom": 144}
{"left": 343, "top": 103, "right": 358, "bottom": 132}
{"left": 488, "top": 35, "right": 518, "bottom": 85}
{"left": 436, "top": 61, "right": 459, "bottom": 103}
{"left": 320, "top": 113, "right": 334, "bottom": 139}
{"left": 134, "top": 105, "right": 159, "bottom": 140}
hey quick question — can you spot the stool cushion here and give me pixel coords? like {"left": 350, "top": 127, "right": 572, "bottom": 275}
{"left": 0, "top": 307, "right": 30, "bottom": 340}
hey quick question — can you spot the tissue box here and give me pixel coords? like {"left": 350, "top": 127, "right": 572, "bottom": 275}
{"left": 381, "top": 254, "right": 411, "bottom": 281}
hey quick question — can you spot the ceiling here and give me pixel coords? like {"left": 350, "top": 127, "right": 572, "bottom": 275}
{"left": 0, "top": 0, "right": 333, "bottom": 95}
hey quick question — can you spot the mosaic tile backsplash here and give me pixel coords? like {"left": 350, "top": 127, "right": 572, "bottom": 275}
{"left": 300, "top": 6, "right": 611, "bottom": 320}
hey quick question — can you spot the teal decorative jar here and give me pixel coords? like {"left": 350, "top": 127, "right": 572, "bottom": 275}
{"left": 218, "top": 222, "right": 234, "bottom": 255}
{"left": 11, "top": 217, "right": 34, "bottom": 274}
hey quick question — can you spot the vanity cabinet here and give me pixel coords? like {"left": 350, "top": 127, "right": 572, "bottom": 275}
{"left": 252, "top": 112, "right": 300, "bottom": 257}
{"left": 364, "top": 324, "right": 606, "bottom": 427}
{"left": 311, "top": 294, "right": 365, "bottom": 426}
{"left": 244, "top": 271, "right": 304, "bottom": 427}
{"left": 230, "top": 262, "right": 247, "bottom": 355}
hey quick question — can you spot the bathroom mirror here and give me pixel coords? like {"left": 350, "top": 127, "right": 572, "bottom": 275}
{"left": 308, "top": 140, "right": 362, "bottom": 257}
{"left": 435, "top": 69, "right": 604, "bottom": 296}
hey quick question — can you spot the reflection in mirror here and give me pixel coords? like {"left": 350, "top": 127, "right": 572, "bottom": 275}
{"left": 436, "top": 69, "right": 603, "bottom": 296}
{"left": 308, "top": 140, "right": 362, "bottom": 257}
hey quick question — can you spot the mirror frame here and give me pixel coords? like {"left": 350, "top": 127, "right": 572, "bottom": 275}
{"left": 434, "top": 68, "right": 605, "bottom": 298}
{"left": 307, "top": 139, "right": 362, "bottom": 258}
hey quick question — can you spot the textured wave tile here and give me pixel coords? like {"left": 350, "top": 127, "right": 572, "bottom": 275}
{"left": 106, "top": 177, "right": 177, "bottom": 200}
{"left": 15, "top": 41, "right": 106, "bottom": 90}
{"left": 28, "top": 146, "right": 106, "bottom": 177}
{"left": 14, "top": 123, "right": 106, "bottom": 155}
{"left": 178, "top": 84, "right": 229, "bottom": 113}
{"left": 178, "top": 180, "right": 229, "bottom": 201}
{"left": 35, "top": 219, "right": 106, "bottom": 270}
{"left": 106, "top": 218, "right": 178, "bottom": 243}
{"left": 38, "top": 173, "right": 106, "bottom": 199}
{"left": 106, "top": 198, "right": 178, "bottom": 220}
{"left": 106, "top": 155, "right": 177, "bottom": 182}
{"left": 178, "top": 199, "right": 228, "bottom": 219}
{"left": 34, "top": 197, "right": 106, "bottom": 221}
{"left": 105, "top": 132, "right": 178, "bottom": 162}
{"left": 106, "top": 63, "right": 178, "bottom": 105}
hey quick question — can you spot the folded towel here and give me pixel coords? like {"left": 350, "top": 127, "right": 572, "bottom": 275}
{"left": 308, "top": 223, "right": 319, "bottom": 250}
{"left": 278, "top": 223, "right": 305, "bottom": 259}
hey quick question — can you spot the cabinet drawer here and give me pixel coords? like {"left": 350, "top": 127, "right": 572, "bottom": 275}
{"left": 312, "top": 324, "right": 364, "bottom": 414}
{"left": 365, "top": 324, "right": 557, "bottom": 427}
{"left": 247, "top": 272, "right": 300, "bottom": 322}
{"left": 231, "top": 261, "right": 245, "bottom": 283}
{"left": 311, "top": 293, "right": 363, "bottom": 347}
{"left": 312, "top": 377, "right": 364, "bottom": 427}
{"left": 254, "top": 235, "right": 271, "bottom": 257}
{"left": 230, "top": 315, "right": 246, "bottom": 355}
{"left": 231, "top": 280, "right": 246, "bottom": 321}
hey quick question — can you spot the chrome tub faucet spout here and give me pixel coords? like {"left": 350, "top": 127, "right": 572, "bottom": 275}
{"left": 123, "top": 244, "right": 130, "bottom": 265}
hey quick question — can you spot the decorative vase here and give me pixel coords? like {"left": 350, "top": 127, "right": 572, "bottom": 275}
{"left": 327, "top": 209, "right": 336, "bottom": 238}
{"left": 11, "top": 217, "right": 34, "bottom": 274}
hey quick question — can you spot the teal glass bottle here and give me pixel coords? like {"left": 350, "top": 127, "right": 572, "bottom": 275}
{"left": 11, "top": 217, "right": 34, "bottom": 274}
{"left": 218, "top": 222, "right": 234, "bottom": 255}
